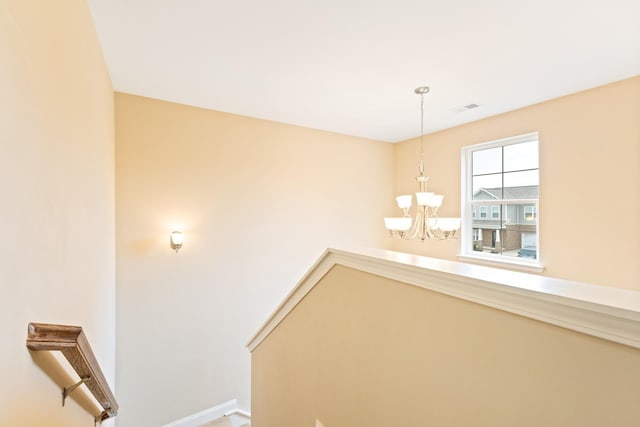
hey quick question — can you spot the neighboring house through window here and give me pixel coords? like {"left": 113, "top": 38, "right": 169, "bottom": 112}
{"left": 461, "top": 132, "right": 541, "bottom": 268}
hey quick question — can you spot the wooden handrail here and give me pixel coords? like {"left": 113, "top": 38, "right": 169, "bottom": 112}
{"left": 26, "top": 323, "right": 118, "bottom": 421}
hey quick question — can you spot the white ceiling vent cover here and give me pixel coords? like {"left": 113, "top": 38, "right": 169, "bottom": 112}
{"left": 450, "top": 103, "right": 481, "bottom": 113}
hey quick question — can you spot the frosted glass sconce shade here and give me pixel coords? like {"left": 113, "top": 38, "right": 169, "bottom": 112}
{"left": 170, "top": 231, "right": 184, "bottom": 252}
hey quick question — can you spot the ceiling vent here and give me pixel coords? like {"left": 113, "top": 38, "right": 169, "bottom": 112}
{"left": 450, "top": 103, "right": 480, "bottom": 113}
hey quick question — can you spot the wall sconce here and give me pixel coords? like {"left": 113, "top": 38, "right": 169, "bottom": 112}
{"left": 170, "top": 231, "right": 184, "bottom": 252}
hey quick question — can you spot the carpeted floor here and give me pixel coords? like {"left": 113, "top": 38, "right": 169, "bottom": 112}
{"left": 199, "top": 415, "right": 250, "bottom": 427}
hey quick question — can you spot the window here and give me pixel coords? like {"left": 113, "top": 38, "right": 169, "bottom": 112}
{"left": 524, "top": 206, "right": 537, "bottom": 221}
{"left": 491, "top": 206, "right": 500, "bottom": 219}
{"left": 461, "top": 133, "right": 540, "bottom": 268}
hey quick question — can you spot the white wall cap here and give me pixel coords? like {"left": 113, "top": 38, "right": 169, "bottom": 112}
{"left": 247, "top": 247, "right": 640, "bottom": 352}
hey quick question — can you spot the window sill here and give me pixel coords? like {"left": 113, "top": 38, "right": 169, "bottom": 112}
{"left": 457, "top": 253, "right": 545, "bottom": 273}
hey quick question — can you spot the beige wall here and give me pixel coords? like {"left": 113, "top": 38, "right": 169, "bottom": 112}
{"left": 115, "top": 93, "right": 394, "bottom": 425}
{"left": 0, "top": 1, "right": 116, "bottom": 426}
{"left": 3, "top": 2, "right": 637, "bottom": 425}
{"left": 252, "top": 265, "right": 640, "bottom": 427}
{"left": 392, "top": 76, "right": 640, "bottom": 290}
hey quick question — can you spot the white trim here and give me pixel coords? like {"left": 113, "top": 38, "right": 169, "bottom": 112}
{"left": 246, "top": 249, "right": 336, "bottom": 352}
{"left": 457, "top": 253, "right": 544, "bottom": 273}
{"left": 162, "top": 399, "right": 251, "bottom": 427}
{"left": 227, "top": 409, "right": 251, "bottom": 419}
{"left": 224, "top": 410, "right": 252, "bottom": 427}
{"left": 466, "top": 131, "right": 539, "bottom": 150}
{"left": 247, "top": 247, "right": 640, "bottom": 352}
{"left": 470, "top": 198, "right": 538, "bottom": 205}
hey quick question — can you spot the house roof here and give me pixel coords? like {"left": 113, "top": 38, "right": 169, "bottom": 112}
{"left": 474, "top": 185, "right": 539, "bottom": 200}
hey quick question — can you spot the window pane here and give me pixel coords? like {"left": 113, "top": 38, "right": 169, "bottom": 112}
{"left": 472, "top": 147, "right": 502, "bottom": 175}
{"left": 473, "top": 174, "right": 502, "bottom": 199}
{"left": 503, "top": 170, "right": 539, "bottom": 198}
{"left": 504, "top": 141, "right": 538, "bottom": 172}
{"left": 469, "top": 202, "right": 537, "bottom": 260}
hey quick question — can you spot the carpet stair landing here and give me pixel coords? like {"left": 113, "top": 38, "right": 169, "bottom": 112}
{"left": 199, "top": 415, "right": 250, "bottom": 427}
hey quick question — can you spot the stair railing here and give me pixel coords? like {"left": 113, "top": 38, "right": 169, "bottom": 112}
{"left": 26, "top": 322, "right": 118, "bottom": 423}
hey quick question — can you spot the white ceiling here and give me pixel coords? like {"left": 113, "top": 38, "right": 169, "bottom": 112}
{"left": 87, "top": 0, "right": 640, "bottom": 142}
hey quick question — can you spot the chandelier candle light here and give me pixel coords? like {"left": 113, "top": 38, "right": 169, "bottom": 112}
{"left": 384, "top": 86, "right": 461, "bottom": 241}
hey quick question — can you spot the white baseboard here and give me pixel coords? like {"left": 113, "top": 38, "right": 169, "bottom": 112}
{"left": 162, "top": 399, "right": 251, "bottom": 427}
{"left": 225, "top": 409, "right": 251, "bottom": 427}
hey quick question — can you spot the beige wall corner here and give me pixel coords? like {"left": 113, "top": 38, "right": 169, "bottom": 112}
{"left": 0, "top": 0, "right": 116, "bottom": 426}
{"left": 114, "top": 93, "right": 394, "bottom": 425}
{"left": 392, "top": 76, "right": 640, "bottom": 290}
{"left": 251, "top": 264, "right": 640, "bottom": 427}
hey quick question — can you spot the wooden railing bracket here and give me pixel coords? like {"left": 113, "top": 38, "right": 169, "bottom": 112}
{"left": 63, "top": 376, "right": 91, "bottom": 407}
{"left": 94, "top": 411, "right": 106, "bottom": 426}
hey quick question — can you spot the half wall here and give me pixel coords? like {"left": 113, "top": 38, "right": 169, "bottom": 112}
{"left": 250, "top": 248, "right": 640, "bottom": 427}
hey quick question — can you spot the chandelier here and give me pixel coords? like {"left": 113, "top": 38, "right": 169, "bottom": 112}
{"left": 384, "top": 86, "right": 461, "bottom": 241}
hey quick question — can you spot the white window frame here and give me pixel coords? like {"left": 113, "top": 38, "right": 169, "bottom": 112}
{"left": 459, "top": 132, "right": 543, "bottom": 272}
{"left": 479, "top": 206, "right": 488, "bottom": 218}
